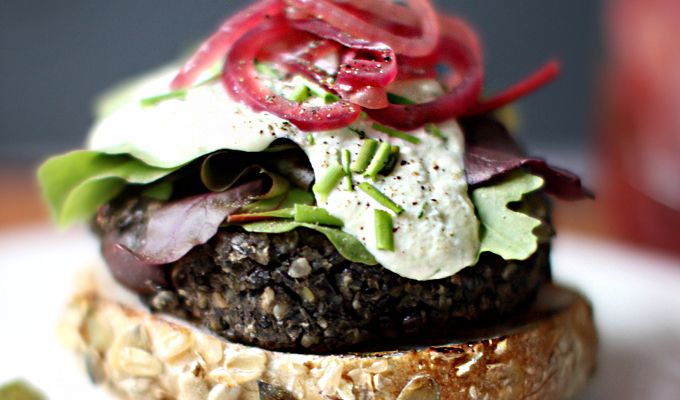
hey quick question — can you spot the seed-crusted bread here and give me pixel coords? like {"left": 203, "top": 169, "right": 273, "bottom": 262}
{"left": 57, "top": 267, "right": 597, "bottom": 400}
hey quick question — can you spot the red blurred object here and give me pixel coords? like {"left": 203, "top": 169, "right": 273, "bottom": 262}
{"left": 599, "top": 0, "right": 680, "bottom": 254}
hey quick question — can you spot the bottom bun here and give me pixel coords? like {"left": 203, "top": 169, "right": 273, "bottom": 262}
{"left": 58, "top": 268, "right": 597, "bottom": 400}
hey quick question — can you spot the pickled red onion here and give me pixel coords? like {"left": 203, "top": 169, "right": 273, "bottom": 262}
{"left": 463, "top": 60, "right": 560, "bottom": 116}
{"left": 222, "top": 18, "right": 361, "bottom": 131}
{"left": 366, "top": 15, "right": 483, "bottom": 130}
{"left": 288, "top": 18, "right": 397, "bottom": 108}
{"left": 284, "top": 0, "right": 439, "bottom": 57}
{"left": 171, "top": 0, "right": 284, "bottom": 90}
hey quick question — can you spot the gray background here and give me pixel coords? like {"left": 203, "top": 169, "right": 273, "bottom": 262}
{"left": 0, "top": 0, "right": 601, "bottom": 169}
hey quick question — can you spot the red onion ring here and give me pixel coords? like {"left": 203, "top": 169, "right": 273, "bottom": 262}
{"left": 332, "top": 0, "right": 421, "bottom": 27}
{"left": 365, "top": 15, "right": 484, "bottom": 130}
{"left": 290, "top": 18, "right": 397, "bottom": 87}
{"left": 396, "top": 51, "right": 439, "bottom": 81}
{"left": 171, "top": 0, "right": 284, "bottom": 90}
{"left": 463, "top": 60, "right": 560, "bottom": 116}
{"left": 284, "top": 0, "right": 439, "bottom": 57}
{"left": 223, "top": 18, "right": 361, "bottom": 131}
{"left": 258, "top": 32, "right": 340, "bottom": 87}
{"left": 287, "top": 18, "right": 398, "bottom": 108}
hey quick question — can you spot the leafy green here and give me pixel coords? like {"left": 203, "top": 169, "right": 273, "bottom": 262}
{"left": 124, "top": 180, "right": 264, "bottom": 265}
{"left": 240, "top": 220, "right": 377, "bottom": 265}
{"left": 38, "top": 150, "right": 180, "bottom": 228}
{"left": 141, "top": 179, "right": 174, "bottom": 200}
{"left": 294, "top": 204, "right": 344, "bottom": 227}
{"left": 0, "top": 379, "right": 46, "bottom": 400}
{"left": 471, "top": 171, "right": 544, "bottom": 261}
{"left": 239, "top": 188, "right": 314, "bottom": 213}
{"left": 200, "top": 152, "right": 290, "bottom": 196}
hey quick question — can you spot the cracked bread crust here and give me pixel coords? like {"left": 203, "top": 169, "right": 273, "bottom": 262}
{"left": 60, "top": 275, "right": 597, "bottom": 400}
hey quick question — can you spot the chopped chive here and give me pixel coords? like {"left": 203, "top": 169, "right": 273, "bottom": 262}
{"left": 293, "top": 76, "right": 340, "bottom": 103}
{"left": 306, "top": 82, "right": 340, "bottom": 103}
{"left": 418, "top": 203, "right": 427, "bottom": 219}
{"left": 286, "top": 83, "right": 310, "bottom": 102}
{"left": 294, "top": 204, "right": 344, "bottom": 227}
{"left": 140, "top": 88, "right": 188, "bottom": 108}
{"left": 372, "top": 123, "right": 421, "bottom": 144}
{"left": 307, "top": 133, "right": 315, "bottom": 144}
{"left": 312, "top": 162, "right": 345, "bottom": 202}
{"left": 387, "top": 92, "right": 416, "bottom": 105}
{"left": 364, "top": 141, "right": 392, "bottom": 182}
{"left": 358, "top": 182, "right": 404, "bottom": 215}
{"left": 350, "top": 139, "right": 379, "bottom": 173}
{"left": 379, "top": 145, "right": 400, "bottom": 176}
{"left": 342, "top": 149, "right": 353, "bottom": 191}
{"left": 374, "top": 209, "right": 394, "bottom": 251}
{"left": 194, "top": 71, "right": 221, "bottom": 87}
{"left": 424, "top": 123, "right": 443, "bottom": 139}
{"left": 254, "top": 61, "right": 282, "bottom": 79}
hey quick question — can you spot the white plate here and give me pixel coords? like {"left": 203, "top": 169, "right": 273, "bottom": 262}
{"left": 1, "top": 225, "right": 679, "bottom": 399}
{"left": 551, "top": 233, "right": 680, "bottom": 400}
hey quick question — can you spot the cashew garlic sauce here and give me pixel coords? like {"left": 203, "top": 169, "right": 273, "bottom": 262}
{"left": 87, "top": 67, "right": 480, "bottom": 280}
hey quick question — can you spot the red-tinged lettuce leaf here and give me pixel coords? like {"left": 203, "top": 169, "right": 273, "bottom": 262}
{"left": 121, "top": 179, "right": 264, "bottom": 265}
{"left": 460, "top": 117, "right": 594, "bottom": 201}
{"left": 102, "top": 229, "right": 168, "bottom": 294}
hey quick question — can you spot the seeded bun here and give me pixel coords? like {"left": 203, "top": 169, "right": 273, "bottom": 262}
{"left": 58, "top": 267, "right": 597, "bottom": 400}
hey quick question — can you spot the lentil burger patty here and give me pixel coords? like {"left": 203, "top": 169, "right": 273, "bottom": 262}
{"left": 94, "top": 194, "right": 551, "bottom": 352}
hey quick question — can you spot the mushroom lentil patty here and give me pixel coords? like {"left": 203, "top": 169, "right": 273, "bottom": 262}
{"left": 93, "top": 193, "right": 551, "bottom": 352}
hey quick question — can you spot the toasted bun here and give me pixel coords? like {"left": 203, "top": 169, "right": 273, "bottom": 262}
{"left": 58, "top": 268, "right": 597, "bottom": 400}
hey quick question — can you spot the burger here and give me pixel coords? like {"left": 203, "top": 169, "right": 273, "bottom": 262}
{"left": 40, "top": 0, "right": 597, "bottom": 399}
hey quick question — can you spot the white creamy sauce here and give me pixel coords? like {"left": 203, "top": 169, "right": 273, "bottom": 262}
{"left": 87, "top": 68, "right": 480, "bottom": 280}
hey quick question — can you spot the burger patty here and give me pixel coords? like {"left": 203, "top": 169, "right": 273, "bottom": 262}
{"left": 94, "top": 194, "right": 551, "bottom": 353}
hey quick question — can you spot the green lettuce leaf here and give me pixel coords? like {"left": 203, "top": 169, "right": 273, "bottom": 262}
{"left": 38, "top": 150, "right": 180, "bottom": 228}
{"left": 471, "top": 171, "right": 544, "bottom": 261}
{"left": 236, "top": 188, "right": 314, "bottom": 214}
{"left": 239, "top": 220, "right": 377, "bottom": 265}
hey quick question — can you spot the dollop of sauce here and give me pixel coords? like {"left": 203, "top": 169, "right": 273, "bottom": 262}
{"left": 87, "top": 67, "right": 479, "bottom": 280}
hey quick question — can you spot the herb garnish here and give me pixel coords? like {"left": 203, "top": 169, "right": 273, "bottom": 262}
{"left": 372, "top": 123, "right": 421, "bottom": 144}
{"left": 342, "top": 149, "right": 353, "bottom": 190}
{"left": 350, "top": 139, "right": 379, "bottom": 173}
{"left": 374, "top": 209, "right": 395, "bottom": 251}
{"left": 364, "top": 141, "right": 392, "bottom": 182}
{"left": 140, "top": 88, "right": 188, "bottom": 108}
{"left": 312, "top": 162, "right": 345, "bottom": 202}
{"left": 358, "top": 182, "right": 404, "bottom": 215}
{"left": 386, "top": 92, "right": 416, "bottom": 105}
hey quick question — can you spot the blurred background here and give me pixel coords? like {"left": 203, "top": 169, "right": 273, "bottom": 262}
{"left": 0, "top": 0, "right": 678, "bottom": 253}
